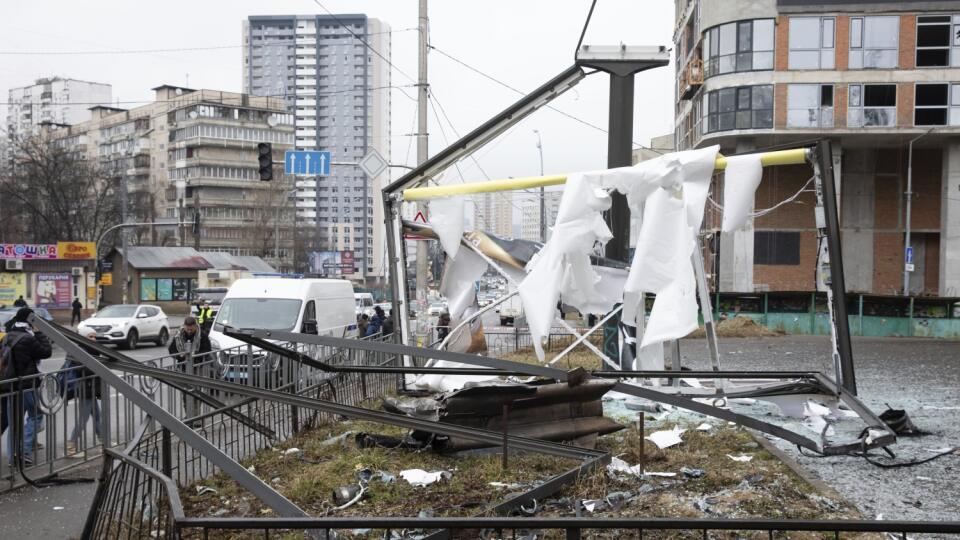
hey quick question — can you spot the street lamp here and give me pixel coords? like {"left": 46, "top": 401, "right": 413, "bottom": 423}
{"left": 533, "top": 129, "right": 545, "bottom": 243}
{"left": 903, "top": 128, "right": 934, "bottom": 296}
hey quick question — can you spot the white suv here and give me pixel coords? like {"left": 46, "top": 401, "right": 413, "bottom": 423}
{"left": 78, "top": 304, "right": 170, "bottom": 349}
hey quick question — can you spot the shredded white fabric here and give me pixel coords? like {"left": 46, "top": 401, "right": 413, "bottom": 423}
{"left": 428, "top": 197, "right": 464, "bottom": 259}
{"left": 721, "top": 153, "right": 764, "bottom": 232}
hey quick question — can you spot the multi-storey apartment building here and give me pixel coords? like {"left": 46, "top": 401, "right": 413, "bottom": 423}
{"left": 674, "top": 0, "right": 960, "bottom": 297}
{"left": 47, "top": 86, "right": 295, "bottom": 269}
{"left": 519, "top": 191, "right": 561, "bottom": 242}
{"left": 6, "top": 77, "right": 112, "bottom": 141}
{"left": 242, "top": 14, "right": 391, "bottom": 282}
{"left": 474, "top": 192, "right": 514, "bottom": 239}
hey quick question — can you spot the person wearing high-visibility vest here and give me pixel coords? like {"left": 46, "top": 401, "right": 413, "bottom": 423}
{"left": 196, "top": 301, "right": 214, "bottom": 335}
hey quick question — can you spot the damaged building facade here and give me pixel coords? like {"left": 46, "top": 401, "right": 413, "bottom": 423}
{"left": 674, "top": 0, "right": 960, "bottom": 299}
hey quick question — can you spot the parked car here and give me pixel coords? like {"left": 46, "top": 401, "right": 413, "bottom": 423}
{"left": 77, "top": 304, "right": 170, "bottom": 349}
{"left": 209, "top": 278, "right": 358, "bottom": 383}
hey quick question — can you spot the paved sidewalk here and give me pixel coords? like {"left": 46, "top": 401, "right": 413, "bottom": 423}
{"left": 0, "top": 463, "right": 99, "bottom": 539}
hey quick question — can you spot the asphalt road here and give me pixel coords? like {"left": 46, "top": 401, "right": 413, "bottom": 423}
{"left": 678, "top": 335, "right": 960, "bottom": 523}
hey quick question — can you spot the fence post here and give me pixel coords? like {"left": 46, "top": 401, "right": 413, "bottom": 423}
{"left": 100, "top": 377, "right": 112, "bottom": 448}
{"left": 185, "top": 351, "right": 196, "bottom": 420}
{"left": 161, "top": 427, "right": 172, "bottom": 478}
{"left": 565, "top": 528, "right": 582, "bottom": 540}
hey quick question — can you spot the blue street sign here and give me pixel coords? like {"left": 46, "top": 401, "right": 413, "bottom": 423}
{"left": 906, "top": 246, "right": 914, "bottom": 264}
{"left": 284, "top": 150, "right": 331, "bottom": 176}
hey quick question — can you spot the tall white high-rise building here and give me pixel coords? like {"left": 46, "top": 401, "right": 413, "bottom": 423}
{"left": 6, "top": 77, "right": 112, "bottom": 140}
{"left": 520, "top": 191, "right": 561, "bottom": 242}
{"left": 243, "top": 15, "right": 391, "bottom": 281}
{"left": 474, "top": 192, "right": 513, "bottom": 239}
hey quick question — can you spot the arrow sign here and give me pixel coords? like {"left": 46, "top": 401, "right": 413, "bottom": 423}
{"left": 284, "top": 150, "right": 331, "bottom": 176}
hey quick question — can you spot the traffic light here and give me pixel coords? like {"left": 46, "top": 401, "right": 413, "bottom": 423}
{"left": 257, "top": 142, "right": 273, "bottom": 181}
{"left": 192, "top": 211, "right": 201, "bottom": 235}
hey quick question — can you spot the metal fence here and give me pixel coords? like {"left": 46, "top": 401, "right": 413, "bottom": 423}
{"left": 0, "top": 333, "right": 397, "bottom": 493}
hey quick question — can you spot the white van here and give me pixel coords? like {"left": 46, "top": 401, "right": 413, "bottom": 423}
{"left": 354, "top": 292, "right": 375, "bottom": 317}
{"left": 209, "top": 278, "right": 358, "bottom": 353}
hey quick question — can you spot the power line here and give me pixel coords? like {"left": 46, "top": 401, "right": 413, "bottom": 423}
{"left": 428, "top": 44, "right": 664, "bottom": 154}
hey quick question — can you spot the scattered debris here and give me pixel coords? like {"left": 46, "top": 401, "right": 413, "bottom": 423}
{"left": 319, "top": 431, "right": 353, "bottom": 447}
{"left": 726, "top": 454, "right": 754, "bottom": 462}
{"left": 646, "top": 426, "right": 685, "bottom": 449}
{"left": 195, "top": 486, "right": 218, "bottom": 496}
{"left": 399, "top": 469, "right": 452, "bottom": 487}
{"left": 281, "top": 447, "right": 300, "bottom": 456}
{"left": 53, "top": 506, "right": 64, "bottom": 511}
{"left": 696, "top": 423, "right": 713, "bottom": 432}
{"left": 680, "top": 467, "right": 706, "bottom": 478}
{"left": 607, "top": 456, "right": 643, "bottom": 477}
{"left": 644, "top": 471, "right": 677, "bottom": 477}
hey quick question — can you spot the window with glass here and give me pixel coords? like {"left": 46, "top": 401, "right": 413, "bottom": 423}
{"left": 787, "top": 84, "right": 834, "bottom": 128}
{"left": 704, "top": 85, "right": 773, "bottom": 133}
{"left": 849, "top": 16, "right": 900, "bottom": 69}
{"left": 916, "top": 15, "right": 960, "bottom": 67}
{"left": 847, "top": 84, "right": 897, "bottom": 127}
{"left": 914, "top": 83, "right": 960, "bottom": 125}
{"left": 788, "top": 17, "right": 835, "bottom": 69}
{"left": 704, "top": 19, "right": 774, "bottom": 77}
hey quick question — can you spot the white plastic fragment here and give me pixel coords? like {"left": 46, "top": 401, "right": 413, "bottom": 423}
{"left": 721, "top": 153, "right": 764, "bottom": 232}
{"left": 282, "top": 447, "right": 300, "bottom": 456}
{"left": 607, "top": 456, "right": 644, "bottom": 476}
{"left": 695, "top": 423, "right": 713, "bottom": 432}
{"left": 645, "top": 427, "right": 686, "bottom": 449}
{"left": 53, "top": 506, "right": 64, "bottom": 511}
{"left": 643, "top": 471, "right": 677, "bottom": 477}
{"left": 399, "top": 468, "right": 451, "bottom": 487}
{"left": 726, "top": 454, "right": 754, "bottom": 462}
{"left": 428, "top": 197, "right": 464, "bottom": 259}
{"left": 583, "top": 500, "right": 599, "bottom": 512}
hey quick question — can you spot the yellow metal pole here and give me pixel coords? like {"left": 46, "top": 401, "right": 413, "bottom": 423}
{"left": 402, "top": 148, "right": 809, "bottom": 201}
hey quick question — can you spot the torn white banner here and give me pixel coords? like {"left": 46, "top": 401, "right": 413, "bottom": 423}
{"left": 428, "top": 197, "right": 464, "bottom": 259}
{"left": 519, "top": 172, "right": 613, "bottom": 359}
{"left": 439, "top": 247, "right": 487, "bottom": 320}
{"left": 400, "top": 469, "right": 451, "bottom": 487}
{"left": 720, "top": 153, "right": 764, "bottom": 233}
{"left": 726, "top": 454, "right": 753, "bottom": 462}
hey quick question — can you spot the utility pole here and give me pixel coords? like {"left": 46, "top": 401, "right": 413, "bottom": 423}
{"left": 193, "top": 189, "right": 201, "bottom": 251}
{"left": 415, "top": 0, "right": 430, "bottom": 304}
{"left": 120, "top": 163, "right": 130, "bottom": 304}
{"left": 903, "top": 129, "right": 933, "bottom": 296}
{"left": 534, "top": 130, "right": 546, "bottom": 243}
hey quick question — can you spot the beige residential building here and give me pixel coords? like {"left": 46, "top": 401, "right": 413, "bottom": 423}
{"left": 474, "top": 191, "right": 514, "bottom": 239}
{"left": 47, "top": 86, "right": 296, "bottom": 270}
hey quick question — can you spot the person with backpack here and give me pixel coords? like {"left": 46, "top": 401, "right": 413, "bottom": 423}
{"left": 0, "top": 308, "right": 53, "bottom": 466}
{"left": 61, "top": 331, "right": 102, "bottom": 454}
{"left": 13, "top": 296, "right": 27, "bottom": 308}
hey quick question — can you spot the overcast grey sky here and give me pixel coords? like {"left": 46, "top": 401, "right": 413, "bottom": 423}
{"left": 0, "top": 0, "right": 676, "bottom": 190}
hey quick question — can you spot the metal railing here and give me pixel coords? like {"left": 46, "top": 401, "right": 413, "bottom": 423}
{"left": 1, "top": 332, "right": 397, "bottom": 493}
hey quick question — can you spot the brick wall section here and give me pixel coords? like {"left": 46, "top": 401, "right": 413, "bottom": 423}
{"left": 775, "top": 16, "right": 789, "bottom": 71}
{"left": 754, "top": 164, "right": 817, "bottom": 229}
{"left": 911, "top": 148, "right": 943, "bottom": 230}
{"left": 897, "top": 82, "right": 915, "bottom": 127}
{"left": 835, "top": 16, "right": 849, "bottom": 70}
{"left": 873, "top": 149, "right": 904, "bottom": 230}
{"left": 874, "top": 233, "right": 904, "bottom": 295}
{"left": 774, "top": 83, "right": 788, "bottom": 128}
{"left": 754, "top": 231, "right": 819, "bottom": 291}
{"left": 835, "top": 83, "right": 847, "bottom": 128}
{"left": 899, "top": 15, "right": 916, "bottom": 70}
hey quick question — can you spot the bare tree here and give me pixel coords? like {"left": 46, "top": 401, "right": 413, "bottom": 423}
{"left": 244, "top": 179, "right": 295, "bottom": 268}
{"left": 0, "top": 134, "right": 123, "bottom": 244}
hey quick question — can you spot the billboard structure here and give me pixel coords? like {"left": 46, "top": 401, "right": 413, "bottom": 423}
{"left": 308, "top": 250, "right": 355, "bottom": 276}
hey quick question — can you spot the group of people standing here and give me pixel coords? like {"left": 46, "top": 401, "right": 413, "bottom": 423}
{"left": 356, "top": 306, "right": 394, "bottom": 338}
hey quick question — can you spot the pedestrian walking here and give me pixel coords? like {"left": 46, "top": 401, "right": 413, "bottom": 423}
{"left": 71, "top": 298, "right": 83, "bottom": 326}
{"left": 0, "top": 308, "right": 53, "bottom": 466}
{"left": 365, "top": 306, "right": 385, "bottom": 337}
{"left": 437, "top": 312, "right": 451, "bottom": 341}
{"left": 12, "top": 296, "right": 27, "bottom": 308}
{"left": 62, "top": 331, "right": 102, "bottom": 454}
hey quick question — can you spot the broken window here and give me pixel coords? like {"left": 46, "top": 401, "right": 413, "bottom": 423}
{"left": 847, "top": 84, "right": 896, "bottom": 127}
{"left": 849, "top": 16, "right": 899, "bottom": 69}
{"left": 916, "top": 15, "right": 953, "bottom": 67}
{"left": 754, "top": 231, "right": 800, "bottom": 265}
{"left": 786, "top": 84, "right": 834, "bottom": 128}
{"left": 914, "top": 82, "right": 960, "bottom": 125}
{"left": 788, "top": 17, "right": 835, "bottom": 69}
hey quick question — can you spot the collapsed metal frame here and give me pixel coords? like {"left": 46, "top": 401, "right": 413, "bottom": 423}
{"left": 378, "top": 63, "right": 888, "bottom": 455}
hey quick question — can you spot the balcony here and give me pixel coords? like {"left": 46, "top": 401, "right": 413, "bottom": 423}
{"left": 679, "top": 58, "right": 704, "bottom": 101}
{"left": 296, "top": 67, "right": 317, "bottom": 77}
{"left": 295, "top": 56, "right": 315, "bottom": 66}
{"left": 296, "top": 37, "right": 315, "bottom": 46}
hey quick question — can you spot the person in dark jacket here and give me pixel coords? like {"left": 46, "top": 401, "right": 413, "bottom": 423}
{"left": 1, "top": 308, "right": 53, "bottom": 465}
{"left": 365, "top": 306, "right": 385, "bottom": 337}
{"left": 168, "top": 317, "right": 212, "bottom": 365}
{"left": 64, "top": 331, "right": 102, "bottom": 454}
{"left": 357, "top": 314, "right": 369, "bottom": 338}
{"left": 13, "top": 296, "right": 27, "bottom": 308}
{"left": 71, "top": 298, "right": 83, "bottom": 326}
